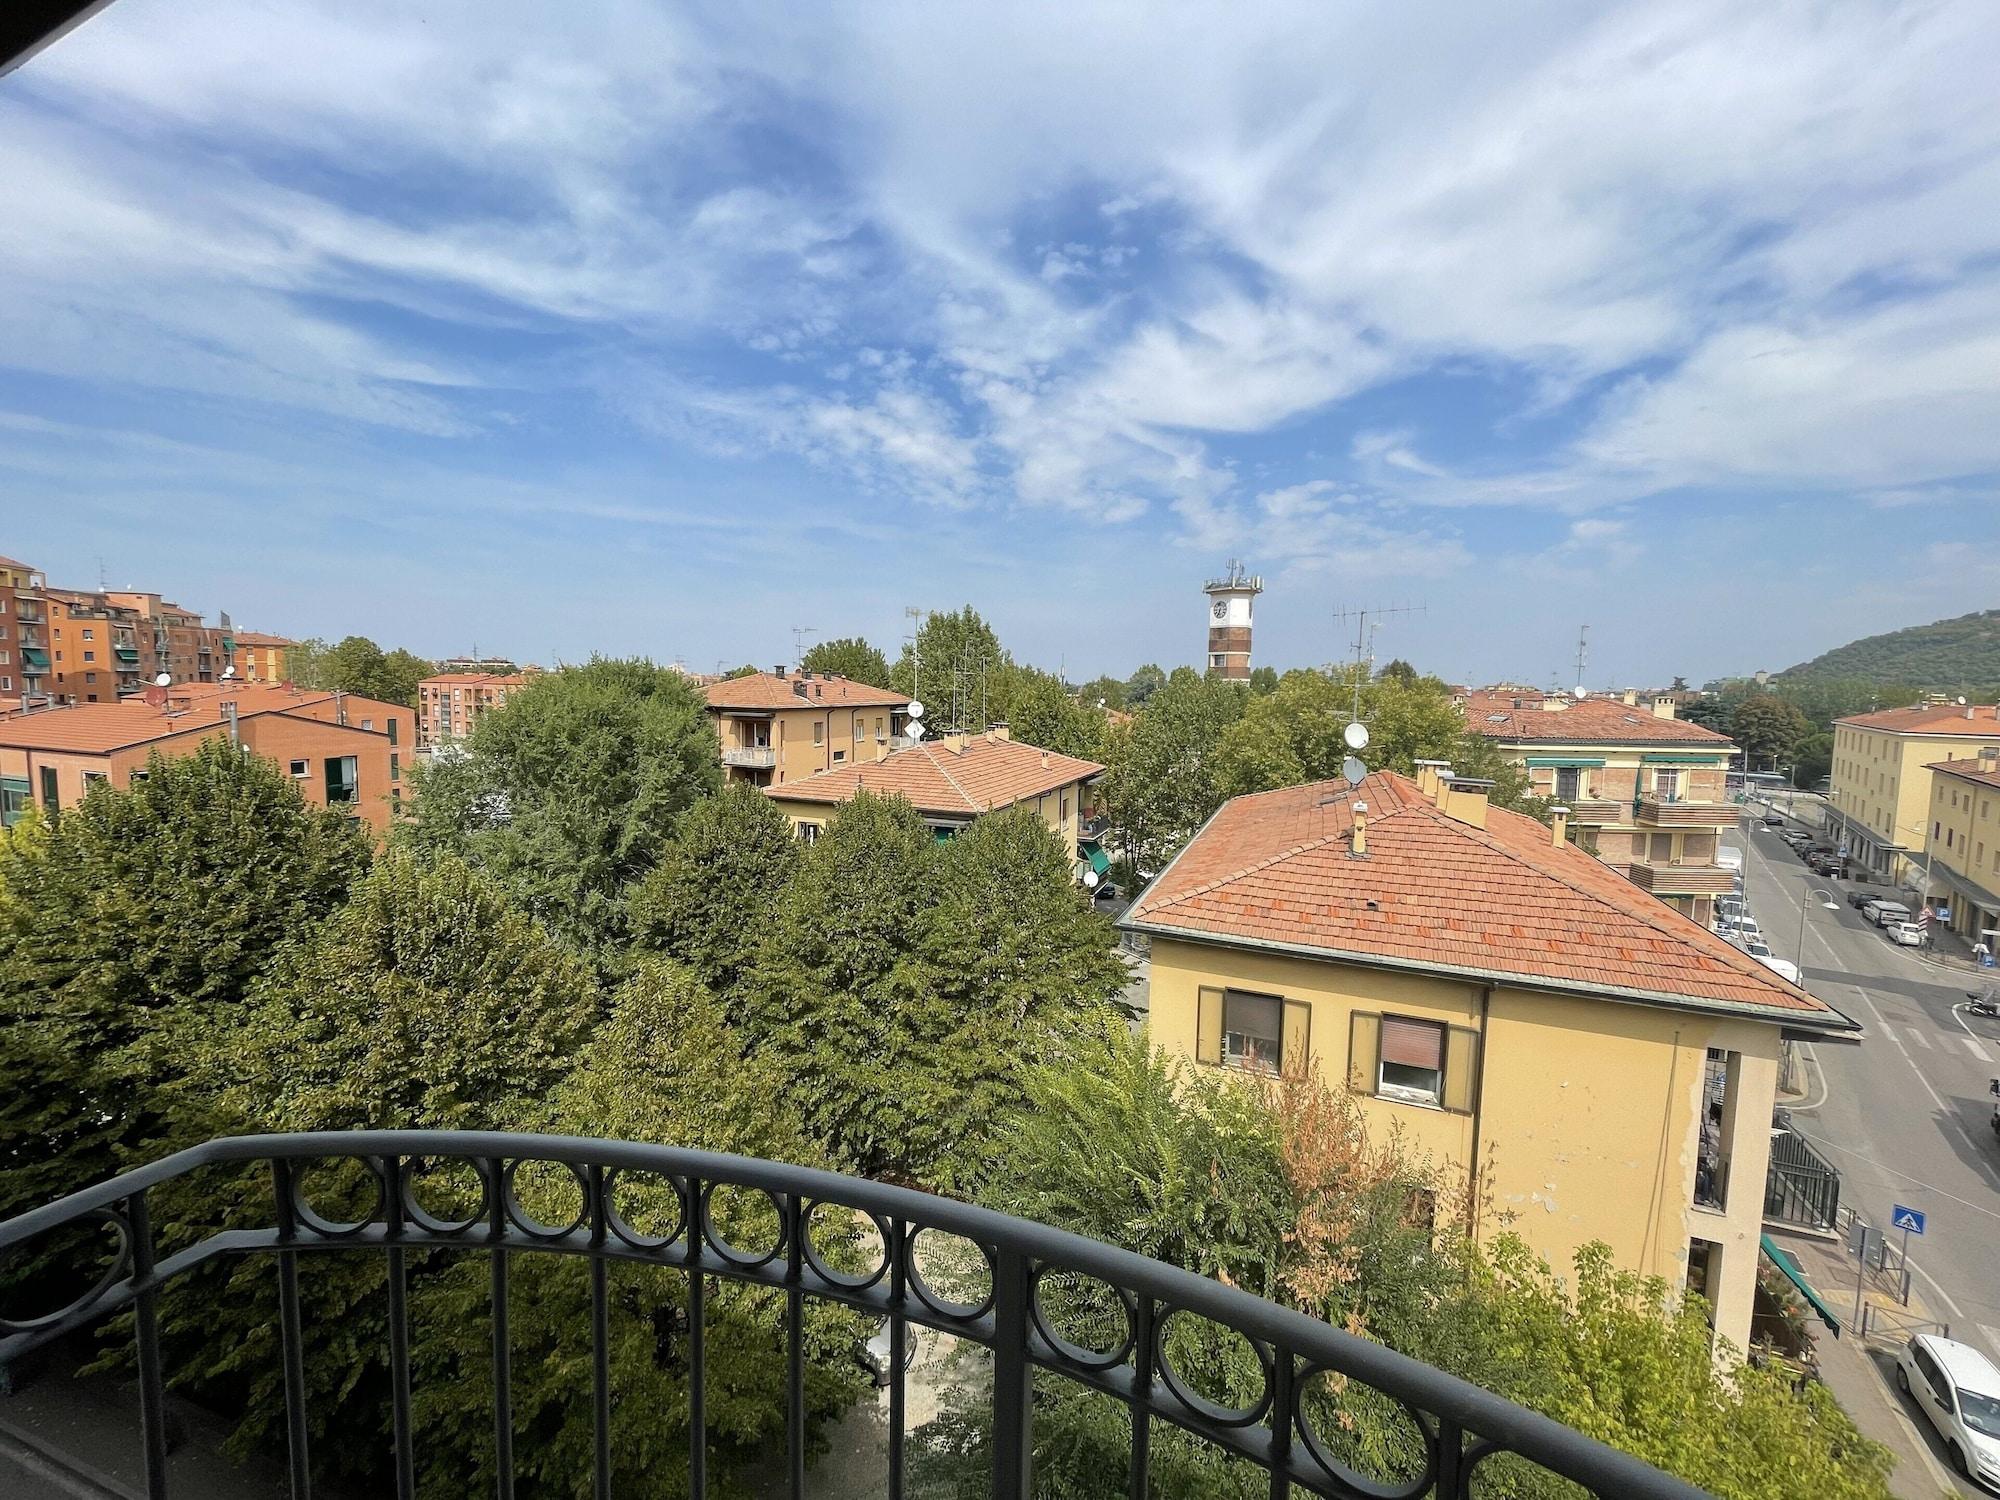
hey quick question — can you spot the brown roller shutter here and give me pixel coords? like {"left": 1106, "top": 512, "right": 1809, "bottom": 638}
{"left": 1380, "top": 1017, "right": 1444, "bottom": 1070}
{"left": 1196, "top": 986, "right": 1223, "bottom": 1066}
{"left": 1347, "top": 1012, "right": 1380, "bottom": 1094}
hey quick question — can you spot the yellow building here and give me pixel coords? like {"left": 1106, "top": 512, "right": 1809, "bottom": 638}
{"left": 1830, "top": 704, "right": 2000, "bottom": 885}
{"left": 1919, "top": 754, "right": 2000, "bottom": 951}
{"left": 765, "top": 728, "right": 1102, "bottom": 870}
{"left": 1463, "top": 690, "right": 1739, "bottom": 925}
{"left": 230, "top": 630, "right": 297, "bottom": 684}
{"left": 1121, "top": 767, "right": 1855, "bottom": 1355}
{"left": 704, "top": 669, "right": 910, "bottom": 787}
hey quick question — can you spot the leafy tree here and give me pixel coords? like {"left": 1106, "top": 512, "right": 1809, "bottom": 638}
{"left": 161, "top": 848, "right": 598, "bottom": 1483}
{"left": 1007, "top": 670, "right": 1108, "bottom": 760}
{"left": 1122, "top": 663, "right": 1168, "bottom": 709}
{"left": 1376, "top": 658, "right": 1420, "bottom": 686}
{"left": 1731, "top": 694, "right": 1814, "bottom": 769}
{"left": 892, "top": 607, "right": 1009, "bottom": 731}
{"left": 1778, "top": 606, "right": 2000, "bottom": 688}
{"left": 799, "top": 636, "right": 893, "bottom": 688}
{"left": 396, "top": 658, "right": 720, "bottom": 969}
{"left": 1795, "top": 731, "right": 1835, "bottom": 789}
{"left": 1075, "top": 674, "right": 1126, "bottom": 711}
{"left": 0, "top": 740, "right": 368, "bottom": 1224}
{"left": 629, "top": 781, "right": 799, "bottom": 994}
{"left": 725, "top": 663, "right": 759, "bottom": 679}
{"left": 286, "top": 635, "right": 434, "bottom": 706}
{"left": 1248, "top": 664, "right": 1280, "bottom": 694}
{"left": 408, "top": 960, "right": 867, "bottom": 1498}
{"left": 1099, "top": 668, "right": 1246, "bottom": 870}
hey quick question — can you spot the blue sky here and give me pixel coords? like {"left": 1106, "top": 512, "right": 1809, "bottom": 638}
{"left": 2, "top": 0, "right": 1998, "bottom": 687}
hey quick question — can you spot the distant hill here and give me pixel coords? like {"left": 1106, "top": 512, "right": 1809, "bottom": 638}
{"left": 1779, "top": 608, "right": 2000, "bottom": 687}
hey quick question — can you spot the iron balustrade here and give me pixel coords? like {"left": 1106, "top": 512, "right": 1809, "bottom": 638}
{"left": 0, "top": 1131, "right": 1713, "bottom": 1500}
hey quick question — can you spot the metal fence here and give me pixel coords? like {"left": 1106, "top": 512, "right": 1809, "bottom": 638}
{"left": 0, "top": 1131, "right": 1714, "bottom": 1500}
{"left": 1765, "top": 1123, "right": 1840, "bottom": 1232}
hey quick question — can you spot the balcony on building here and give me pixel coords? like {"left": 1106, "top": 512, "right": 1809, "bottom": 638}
{"left": 721, "top": 745, "right": 778, "bottom": 770}
{"left": 0, "top": 1130, "right": 1709, "bottom": 1500}
{"left": 1626, "top": 860, "right": 1737, "bottom": 896}
{"left": 1634, "top": 798, "right": 1738, "bottom": 828}
{"left": 1562, "top": 798, "right": 1625, "bottom": 825}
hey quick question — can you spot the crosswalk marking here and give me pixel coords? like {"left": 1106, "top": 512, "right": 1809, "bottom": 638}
{"left": 1961, "top": 1034, "right": 1992, "bottom": 1062}
{"left": 1904, "top": 1026, "right": 1930, "bottom": 1049}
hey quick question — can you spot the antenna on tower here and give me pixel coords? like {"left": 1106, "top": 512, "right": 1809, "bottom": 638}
{"left": 1573, "top": 625, "right": 1590, "bottom": 697}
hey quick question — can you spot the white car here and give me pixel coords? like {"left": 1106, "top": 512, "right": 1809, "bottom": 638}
{"left": 1754, "top": 954, "right": 1801, "bottom": 984}
{"left": 1745, "top": 938, "right": 1775, "bottom": 958}
{"left": 1897, "top": 1334, "right": 2000, "bottom": 1489}
{"left": 1887, "top": 921, "right": 1925, "bottom": 947}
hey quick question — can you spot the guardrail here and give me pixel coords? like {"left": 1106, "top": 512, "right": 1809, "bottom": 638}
{"left": 0, "top": 1131, "right": 1714, "bottom": 1500}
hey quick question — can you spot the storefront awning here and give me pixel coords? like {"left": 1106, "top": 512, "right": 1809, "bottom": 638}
{"left": 1641, "top": 753, "right": 1724, "bottom": 764}
{"left": 1523, "top": 756, "right": 1606, "bottom": 768}
{"left": 1761, "top": 1235, "right": 1842, "bottom": 1335}
{"left": 1081, "top": 841, "right": 1111, "bottom": 876}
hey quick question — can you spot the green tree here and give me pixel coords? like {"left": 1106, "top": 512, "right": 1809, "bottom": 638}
{"left": 1732, "top": 694, "right": 1814, "bottom": 769}
{"left": 287, "top": 635, "right": 434, "bottom": 706}
{"left": 1377, "top": 658, "right": 1420, "bottom": 686}
{"left": 0, "top": 741, "right": 369, "bottom": 1223}
{"left": 1076, "top": 674, "right": 1127, "bottom": 711}
{"left": 396, "top": 658, "right": 720, "bottom": 969}
{"left": 1007, "top": 670, "right": 1108, "bottom": 760}
{"left": 1795, "top": 731, "right": 1835, "bottom": 789}
{"left": 1248, "top": 664, "right": 1280, "bottom": 694}
{"left": 408, "top": 960, "right": 867, "bottom": 1498}
{"left": 725, "top": 663, "right": 759, "bottom": 679}
{"left": 799, "top": 636, "right": 893, "bottom": 688}
{"left": 163, "top": 848, "right": 599, "bottom": 1483}
{"left": 1122, "top": 663, "right": 1168, "bottom": 708}
{"left": 629, "top": 781, "right": 799, "bottom": 994}
{"left": 1099, "top": 668, "right": 1246, "bottom": 870}
{"left": 892, "top": 607, "right": 1009, "bottom": 731}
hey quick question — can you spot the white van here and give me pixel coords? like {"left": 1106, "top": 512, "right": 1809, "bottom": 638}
{"left": 1868, "top": 901, "right": 1913, "bottom": 928}
{"left": 1716, "top": 846, "right": 1744, "bottom": 874}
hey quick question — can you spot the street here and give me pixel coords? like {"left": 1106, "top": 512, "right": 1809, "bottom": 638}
{"left": 1738, "top": 812, "right": 2000, "bottom": 1495}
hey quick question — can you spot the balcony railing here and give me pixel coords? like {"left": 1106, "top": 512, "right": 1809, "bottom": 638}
{"left": 1627, "top": 862, "right": 1736, "bottom": 896}
{"left": 1634, "top": 800, "right": 1739, "bottom": 829}
{"left": 1561, "top": 798, "right": 1625, "bottom": 825}
{"left": 722, "top": 745, "right": 778, "bottom": 769}
{"left": 0, "top": 1131, "right": 1707, "bottom": 1500}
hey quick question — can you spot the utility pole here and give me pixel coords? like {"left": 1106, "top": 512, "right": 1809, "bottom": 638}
{"left": 904, "top": 605, "right": 924, "bottom": 705}
{"left": 1573, "top": 624, "right": 1590, "bottom": 694}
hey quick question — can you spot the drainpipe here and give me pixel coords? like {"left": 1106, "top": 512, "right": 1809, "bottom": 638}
{"left": 1467, "top": 985, "right": 1492, "bottom": 1234}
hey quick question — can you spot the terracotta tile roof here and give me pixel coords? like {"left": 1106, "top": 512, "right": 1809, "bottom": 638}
{"left": 0, "top": 685, "right": 398, "bottom": 753}
{"left": 1839, "top": 703, "right": 2000, "bottom": 735}
{"left": 1926, "top": 757, "right": 2000, "bottom": 790}
{"left": 231, "top": 631, "right": 296, "bottom": 647}
{"left": 706, "top": 672, "right": 909, "bottom": 711}
{"left": 1461, "top": 693, "right": 1734, "bottom": 747}
{"left": 770, "top": 733, "right": 1103, "bottom": 817}
{"left": 0, "top": 555, "right": 37, "bottom": 571}
{"left": 1123, "top": 771, "right": 1848, "bottom": 1025}
{"left": 421, "top": 672, "right": 530, "bottom": 688}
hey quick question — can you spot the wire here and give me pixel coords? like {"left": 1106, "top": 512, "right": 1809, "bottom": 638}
{"left": 1786, "top": 1124, "right": 2000, "bottom": 1223}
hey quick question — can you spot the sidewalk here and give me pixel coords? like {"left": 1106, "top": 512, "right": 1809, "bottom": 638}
{"left": 1768, "top": 1229, "right": 1977, "bottom": 1499}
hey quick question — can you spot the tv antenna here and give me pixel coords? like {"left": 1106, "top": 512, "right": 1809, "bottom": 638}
{"left": 1573, "top": 624, "right": 1590, "bottom": 697}
{"left": 790, "top": 625, "right": 816, "bottom": 666}
{"left": 904, "top": 605, "right": 924, "bottom": 702}
{"left": 1328, "top": 602, "right": 1426, "bottom": 733}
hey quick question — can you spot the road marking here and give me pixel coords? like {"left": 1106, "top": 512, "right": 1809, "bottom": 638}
{"left": 1962, "top": 1035, "right": 1993, "bottom": 1062}
{"left": 1905, "top": 1026, "right": 1931, "bottom": 1049}
{"left": 1983, "top": 1326, "right": 2000, "bottom": 1362}
{"left": 1951, "top": 1005, "right": 1996, "bottom": 1061}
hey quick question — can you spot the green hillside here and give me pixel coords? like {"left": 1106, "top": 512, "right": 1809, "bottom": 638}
{"left": 1780, "top": 608, "right": 2000, "bottom": 687}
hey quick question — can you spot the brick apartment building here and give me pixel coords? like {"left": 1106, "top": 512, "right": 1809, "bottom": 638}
{"left": 0, "top": 681, "right": 413, "bottom": 836}
{"left": 417, "top": 670, "right": 535, "bottom": 748}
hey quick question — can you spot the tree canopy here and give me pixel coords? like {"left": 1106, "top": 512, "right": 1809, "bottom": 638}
{"left": 892, "top": 606, "right": 1009, "bottom": 731}
{"left": 285, "top": 635, "right": 434, "bottom": 707}
{"left": 799, "top": 636, "right": 893, "bottom": 688}
{"left": 629, "top": 780, "right": 799, "bottom": 993}
{"left": 1098, "top": 667, "right": 1246, "bottom": 870}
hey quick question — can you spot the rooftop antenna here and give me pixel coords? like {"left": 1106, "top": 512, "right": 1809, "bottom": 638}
{"left": 97, "top": 555, "right": 108, "bottom": 590}
{"left": 1328, "top": 601, "right": 1425, "bottom": 734}
{"left": 904, "top": 605, "right": 924, "bottom": 704}
{"left": 791, "top": 625, "right": 816, "bottom": 667}
{"left": 1573, "top": 624, "right": 1590, "bottom": 697}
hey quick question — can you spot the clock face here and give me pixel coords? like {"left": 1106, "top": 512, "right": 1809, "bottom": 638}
{"left": 1212, "top": 601, "right": 1227, "bottom": 620}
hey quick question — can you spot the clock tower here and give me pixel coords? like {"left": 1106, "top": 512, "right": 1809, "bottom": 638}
{"left": 1202, "top": 561, "right": 1263, "bottom": 680}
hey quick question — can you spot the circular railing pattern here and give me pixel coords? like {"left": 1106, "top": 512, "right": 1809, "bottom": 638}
{"left": 0, "top": 1132, "right": 1712, "bottom": 1500}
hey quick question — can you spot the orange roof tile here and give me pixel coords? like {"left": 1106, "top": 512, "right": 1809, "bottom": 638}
{"left": 231, "top": 631, "right": 297, "bottom": 647}
{"left": 1926, "top": 757, "right": 2000, "bottom": 790}
{"left": 1462, "top": 693, "right": 1734, "bottom": 747}
{"left": 707, "top": 671, "right": 909, "bottom": 712}
{"left": 1124, "top": 771, "right": 1849, "bottom": 1026}
{"left": 0, "top": 685, "right": 402, "bottom": 753}
{"left": 421, "top": 672, "right": 530, "bottom": 688}
{"left": 771, "top": 733, "right": 1102, "bottom": 817}
{"left": 1840, "top": 703, "right": 2000, "bottom": 735}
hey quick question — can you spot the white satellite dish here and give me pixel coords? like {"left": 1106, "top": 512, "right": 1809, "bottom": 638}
{"left": 1342, "top": 721, "right": 1370, "bottom": 751}
{"left": 1342, "top": 756, "right": 1368, "bottom": 784}
{"left": 153, "top": 673, "right": 172, "bottom": 687}
{"left": 1959, "top": 696, "right": 1969, "bottom": 705}
{"left": 907, "top": 700, "right": 925, "bottom": 719}
{"left": 1083, "top": 869, "right": 1100, "bottom": 890}
{"left": 222, "top": 665, "right": 236, "bottom": 679}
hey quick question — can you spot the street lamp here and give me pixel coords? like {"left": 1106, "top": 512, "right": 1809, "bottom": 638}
{"left": 1796, "top": 886, "right": 1842, "bottom": 970}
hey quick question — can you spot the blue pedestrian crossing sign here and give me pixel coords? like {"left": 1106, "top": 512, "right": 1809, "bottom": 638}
{"left": 1891, "top": 1205, "right": 1926, "bottom": 1235}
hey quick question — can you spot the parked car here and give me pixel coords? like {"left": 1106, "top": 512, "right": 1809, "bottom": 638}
{"left": 1895, "top": 1334, "right": 2000, "bottom": 1487}
{"left": 1762, "top": 812, "right": 1787, "bottom": 827}
{"left": 1755, "top": 954, "right": 1802, "bottom": 983}
{"left": 1887, "top": 921, "right": 1925, "bottom": 947}
{"left": 1849, "top": 890, "right": 1880, "bottom": 911}
{"left": 1745, "top": 938, "right": 1775, "bottom": 958}
{"left": 1733, "top": 917, "right": 1764, "bottom": 944}
{"left": 1869, "top": 901, "right": 1914, "bottom": 928}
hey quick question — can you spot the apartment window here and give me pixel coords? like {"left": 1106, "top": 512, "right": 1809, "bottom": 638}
{"left": 0, "top": 776, "right": 28, "bottom": 829}
{"left": 325, "top": 756, "right": 359, "bottom": 804}
{"left": 390, "top": 753, "right": 401, "bottom": 783}
{"left": 1554, "top": 766, "right": 1581, "bottom": 800}
{"left": 1194, "top": 987, "right": 1307, "bottom": 1076}
{"left": 1209, "top": 653, "right": 1226, "bottom": 669}
{"left": 1695, "top": 1049, "right": 1731, "bottom": 1211}
{"left": 83, "top": 772, "right": 107, "bottom": 790}
{"left": 82, "top": 628, "right": 94, "bottom": 640}
{"left": 40, "top": 765, "right": 58, "bottom": 814}
{"left": 1654, "top": 768, "right": 1681, "bottom": 800}
{"left": 1686, "top": 1239, "right": 1718, "bottom": 1324}
{"left": 854, "top": 718, "right": 865, "bottom": 741}
{"left": 875, "top": 716, "right": 885, "bottom": 738}
{"left": 798, "top": 822, "right": 821, "bottom": 844}
{"left": 361, "top": 718, "right": 375, "bottom": 732}
{"left": 387, "top": 718, "right": 398, "bottom": 746}
{"left": 128, "top": 770, "right": 148, "bottom": 786}
{"left": 1345, "top": 1011, "right": 1478, "bottom": 1112}
{"left": 832, "top": 749, "right": 846, "bottom": 764}
{"left": 289, "top": 759, "right": 310, "bottom": 778}
{"left": 85, "top": 672, "right": 96, "bottom": 684}
{"left": 813, "top": 722, "right": 825, "bottom": 746}
{"left": 1061, "top": 793, "right": 1070, "bottom": 821}
{"left": 0, "top": 676, "right": 10, "bottom": 692}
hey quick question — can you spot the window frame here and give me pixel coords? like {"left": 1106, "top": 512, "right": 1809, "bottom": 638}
{"left": 1346, "top": 1010, "right": 1479, "bottom": 1114}
{"left": 1196, "top": 986, "right": 1312, "bottom": 1079}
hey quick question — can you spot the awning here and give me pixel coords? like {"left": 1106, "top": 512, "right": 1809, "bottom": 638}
{"left": 21, "top": 647, "right": 48, "bottom": 668}
{"left": 113, "top": 646, "right": 139, "bottom": 661}
{"left": 1760, "top": 1234, "right": 1842, "bottom": 1336}
{"left": 1641, "top": 753, "right": 1724, "bottom": 764}
{"left": 1081, "top": 841, "right": 1111, "bottom": 876}
{"left": 1524, "top": 756, "right": 1606, "bottom": 768}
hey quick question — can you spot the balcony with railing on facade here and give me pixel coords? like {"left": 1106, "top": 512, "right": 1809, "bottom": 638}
{"left": 1634, "top": 798, "right": 1739, "bottom": 829}
{"left": 1626, "top": 860, "right": 1737, "bottom": 896}
{"left": 0, "top": 1131, "right": 1709, "bottom": 1500}
{"left": 722, "top": 745, "right": 779, "bottom": 770}
{"left": 1560, "top": 798, "right": 1625, "bottom": 825}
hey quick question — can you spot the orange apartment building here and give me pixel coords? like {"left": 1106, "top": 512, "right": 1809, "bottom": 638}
{"left": 232, "top": 631, "right": 298, "bottom": 683}
{"left": 0, "top": 682, "right": 413, "bottom": 837}
{"left": 704, "top": 669, "right": 911, "bottom": 786}
{"left": 417, "top": 671, "right": 535, "bottom": 748}
{"left": 0, "top": 555, "right": 44, "bottom": 704}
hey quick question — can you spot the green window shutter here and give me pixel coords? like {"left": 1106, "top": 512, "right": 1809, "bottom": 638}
{"left": 1347, "top": 1011, "right": 1380, "bottom": 1095}
{"left": 1281, "top": 999, "right": 1312, "bottom": 1080}
{"left": 1196, "top": 986, "right": 1224, "bottom": 1066}
{"left": 1443, "top": 1026, "right": 1481, "bottom": 1115}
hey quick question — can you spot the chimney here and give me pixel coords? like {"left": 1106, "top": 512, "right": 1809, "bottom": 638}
{"left": 1652, "top": 696, "right": 1676, "bottom": 719}
{"left": 221, "top": 701, "right": 240, "bottom": 747}
{"left": 1039, "top": 750, "right": 1049, "bottom": 767}
{"left": 989, "top": 722, "right": 1011, "bottom": 741}
{"left": 1413, "top": 759, "right": 1449, "bottom": 798}
{"left": 1622, "top": 688, "right": 1637, "bottom": 706}
{"left": 1551, "top": 805, "right": 1570, "bottom": 848}
{"left": 1438, "top": 776, "right": 1492, "bottom": 830}
{"left": 775, "top": 665, "right": 787, "bottom": 678}
{"left": 1349, "top": 800, "right": 1368, "bottom": 857}
{"left": 793, "top": 679, "right": 810, "bottom": 699}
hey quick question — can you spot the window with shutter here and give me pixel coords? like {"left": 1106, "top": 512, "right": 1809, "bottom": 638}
{"left": 1222, "top": 991, "right": 1283, "bottom": 1073}
{"left": 1442, "top": 1026, "right": 1480, "bottom": 1114}
{"left": 1281, "top": 1000, "right": 1312, "bottom": 1079}
{"left": 1347, "top": 1012, "right": 1380, "bottom": 1094}
{"left": 1196, "top": 986, "right": 1224, "bottom": 1066}
{"left": 1378, "top": 1016, "right": 1445, "bottom": 1104}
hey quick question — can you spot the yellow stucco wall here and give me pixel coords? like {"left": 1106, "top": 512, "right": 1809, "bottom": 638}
{"left": 767, "top": 774, "right": 1090, "bottom": 864}
{"left": 1927, "top": 770, "right": 2000, "bottom": 944}
{"left": 714, "top": 703, "right": 902, "bottom": 785}
{"left": 1146, "top": 935, "right": 1779, "bottom": 1351}
{"left": 1834, "top": 722, "right": 2000, "bottom": 883}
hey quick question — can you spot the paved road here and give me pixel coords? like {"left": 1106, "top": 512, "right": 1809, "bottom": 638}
{"left": 1738, "top": 814, "right": 2000, "bottom": 1494}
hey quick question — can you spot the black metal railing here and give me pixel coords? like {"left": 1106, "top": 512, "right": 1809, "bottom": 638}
{"left": 1765, "top": 1123, "right": 1840, "bottom": 1232}
{"left": 0, "top": 1131, "right": 1711, "bottom": 1500}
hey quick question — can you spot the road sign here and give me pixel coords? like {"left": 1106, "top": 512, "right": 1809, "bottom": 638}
{"left": 1891, "top": 1205, "right": 1926, "bottom": 1235}
{"left": 1838, "top": 839, "right": 1850, "bottom": 857}
{"left": 1918, "top": 907, "right": 1932, "bottom": 930}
